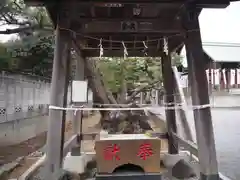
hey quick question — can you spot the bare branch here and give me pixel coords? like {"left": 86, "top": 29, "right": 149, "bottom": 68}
{"left": 125, "top": 80, "right": 161, "bottom": 103}
{"left": 13, "top": 0, "right": 22, "bottom": 10}
{"left": 1, "top": 11, "right": 32, "bottom": 26}
{"left": 0, "top": 25, "right": 53, "bottom": 34}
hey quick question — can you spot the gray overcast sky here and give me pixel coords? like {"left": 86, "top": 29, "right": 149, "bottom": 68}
{"left": 199, "top": 1, "right": 240, "bottom": 43}
{"left": 0, "top": 2, "right": 240, "bottom": 43}
{"left": 182, "top": 1, "right": 240, "bottom": 66}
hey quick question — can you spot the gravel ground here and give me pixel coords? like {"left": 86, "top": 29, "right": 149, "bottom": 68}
{"left": 28, "top": 114, "right": 101, "bottom": 180}
{"left": 2, "top": 113, "right": 100, "bottom": 179}
{"left": 0, "top": 132, "right": 47, "bottom": 166}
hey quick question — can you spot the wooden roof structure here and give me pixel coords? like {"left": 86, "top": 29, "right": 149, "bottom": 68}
{"left": 24, "top": 0, "right": 238, "bottom": 57}
{"left": 203, "top": 42, "right": 240, "bottom": 63}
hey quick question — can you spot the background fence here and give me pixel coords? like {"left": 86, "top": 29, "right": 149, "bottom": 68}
{"left": 0, "top": 71, "right": 51, "bottom": 123}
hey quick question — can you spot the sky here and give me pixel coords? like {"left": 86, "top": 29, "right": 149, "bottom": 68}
{"left": 181, "top": 1, "right": 240, "bottom": 66}
{"left": 199, "top": 1, "right": 240, "bottom": 43}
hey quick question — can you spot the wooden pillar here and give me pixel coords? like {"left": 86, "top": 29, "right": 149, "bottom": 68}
{"left": 238, "top": 69, "right": 240, "bottom": 88}
{"left": 151, "top": 89, "right": 155, "bottom": 105}
{"left": 235, "top": 68, "right": 238, "bottom": 88}
{"left": 155, "top": 89, "right": 159, "bottom": 105}
{"left": 161, "top": 52, "right": 178, "bottom": 154}
{"left": 140, "top": 92, "right": 143, "bottom": 104}
{"left": 60, "top": 47, "right": 71, "bottom": 161}
{"left": 226, "top": 69, "right": 230, "bottom": 91}
{"left": 208, "top": 63, "right": 212, "bottom": 95}
{"left": 71, "top": 55, "right": 85, "bottom": 155}
{"left": 182, "top": 7, "right": 219, "bottom": 180}
{"left": 212, "top": 62, "right": 216, "bottom": 90}
{"left": 172, "top": 66, "right": 193, "bottom": 142}
{"left": 220, "top": 69, "right": 225, "bottom": 90}
{"left": 44, "top": 25, "right": 71, "bottom": 180}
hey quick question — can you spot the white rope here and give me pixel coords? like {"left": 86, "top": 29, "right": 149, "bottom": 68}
{"left": 49, "top": 104, "right": 240, "bottom": 112}
{"left": 143, "top": 41, "right": 148, "bottom": 56}
{"left": 92, "top": 103, "right": 181, "bottom": 106}
{"left": 163, "top": 37, "right": 168, "bottom": 55}
{"left": 93, "top": 103, "right": 150, "bottom": 107}
{"left": 122, "top": 41, "right": 128, "bottom": 59}
{"left": 92, "top": 102, "right": 198, "bottom": 107}
{"left": 50, "top": 105, "right": 148, "bottom": 111}
{"left": 143, "top": 41, "right": 148, "bottom": 49}
{"left": 98, "top": 38, "right": 103, "bottom": 58}
{"left": 49, "top": 104, "right": 216, "bottom": 111}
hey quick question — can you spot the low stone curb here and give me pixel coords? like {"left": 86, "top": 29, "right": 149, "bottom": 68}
{"left": 0, "top": 156, "right": 24, "bottom": 180}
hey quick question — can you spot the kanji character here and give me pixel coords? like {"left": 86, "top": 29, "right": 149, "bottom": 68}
{"left": 103, "top": 144, "right": 120, "bottom": 160}
{"left": 137, "top": 143, "right": 153, "bottom": 160}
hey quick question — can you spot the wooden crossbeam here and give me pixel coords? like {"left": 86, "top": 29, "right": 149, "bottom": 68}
{"left": 77, "top": 20, "right": 181, "bottom": 33}
{"left": 25, "top": 0, "right": 230, "bottom": 8}
{"left": 73, "top": 0, "right": 230, "bottom": 8}
{"left": 24, "top": 0, "right": 182, "bottom": 6}
{"left": 74, "top": 17, "right": 175, "bottom": 21}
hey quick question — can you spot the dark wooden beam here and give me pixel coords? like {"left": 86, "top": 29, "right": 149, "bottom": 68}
{"left": 25, "top": 0, "right": 230, "bottom": 8}
{"left": 71, "top": 53, "right": 85, "bottom": 156}
{"left": 44, "top": 26, "right": 71, "bottom": 180}
{"left": 168, "top": 36, "right": 184, "bottom": 52}
{"left": 133, "top": 35, "right": 136, "bottom": 49}
{"left": 46, "top": 0, "right": 230, "bottom": 7}
{"left": 25, "top": 0, "right": 182, "bottom": 6}
{"left": 74, "top": 17, "right": 176, "bottom": 21}
{"left": 161, "top": 52, "right": 178, "bottom": 154}
{"left": 77, "top": 32, "right": 178, "bottom": 36}
{"left": 109, "top": 36, "right": 112, "bottom": 49}
{"left": 183, "top": 7, "right": 219, "bottom": 180}
{"left": 77, "top": 20, "right": 181, "bottom": 33}
{"left": 90, "top": 6, "right": 96, "bottom": 17}
{"left": 84, "top": 0, "right": 229, "bottom": 8}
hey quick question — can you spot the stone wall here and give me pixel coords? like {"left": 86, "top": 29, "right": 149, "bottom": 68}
{"left": 0, "top": 72, "right": 51, "bottom": 146}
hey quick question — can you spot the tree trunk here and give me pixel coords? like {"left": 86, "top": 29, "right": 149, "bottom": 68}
{"left": 82, "top": 58, "right": 153, "bottom": 133}
{"left": 84, "top": 58, "right": 118, "bottom": 125}
{"left": 118, "top": 58, "right": 128, "bottom": 103}
{"left": 84, "top": 59, "right": 110, "bottom": 104}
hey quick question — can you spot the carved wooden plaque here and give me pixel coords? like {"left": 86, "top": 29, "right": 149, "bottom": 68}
{"left": 95, "top": 134, "right": 161, "bottom": 173}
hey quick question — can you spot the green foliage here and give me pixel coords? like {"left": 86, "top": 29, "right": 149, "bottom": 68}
{"left": 0, "top": 0, "right": 54, "bottom": 75}
{"left": 96, "top": 54, "right": 182, "bottom": 93}
{"left": 1, "top": 0, "right": 51, "bottom": 26}
{"left": 0, "top": 43, "right": 12, "bottom": 69}
{"left": 6, "top": 35, "right": 54, "bottom": 76}
{"left": 171, "top": 52, "right": 183, "bottom": 66}
{"left": 97, "top": 57, "right": 163, "bottom": 93}
{"left": 0, "top": 0, "right": 53, "bottom": 37}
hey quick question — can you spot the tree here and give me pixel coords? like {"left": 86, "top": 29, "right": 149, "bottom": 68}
{"left": 6, "top": 35, "right": 54, "bottom": 76}
{"left": 0, "top": 0, "right": 52, "bottom": 35}
{"left": 172, "top": 52, "right": 183, "bottom": 66}
{"left": 0, "top": 43, "right": 13, "bottom": 69}
{"left": 97, "top": 57, "right": 162, "bottom": 96}
{"left": 0, "top": 0, "right": 55, "bottom": 75}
